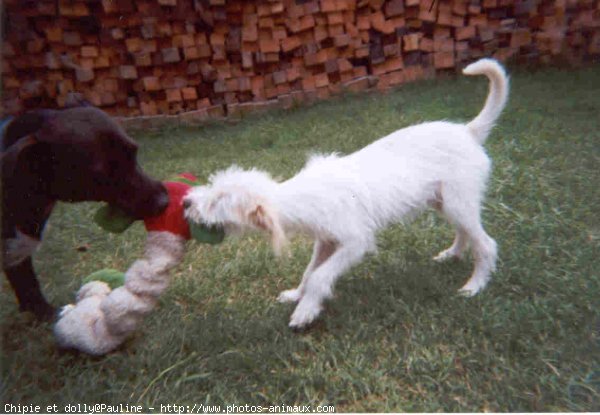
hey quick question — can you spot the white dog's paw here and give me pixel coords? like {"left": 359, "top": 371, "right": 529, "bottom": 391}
{"left": 458, "top": 280, "right": 487, "bottom": 297}
{"left": 433, "top": 249, "right": 460, "bottom": 263}
{"left": 277, "top": 288, "right": 302, "bottom": 303}
{"left": 289, "top": 299, "right": 322, "bottom": 329}
{"left": 458, "top": 287, "right": 478, "bottom": 297}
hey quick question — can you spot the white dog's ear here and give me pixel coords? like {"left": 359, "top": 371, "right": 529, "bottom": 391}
{"left": 248, "top": 204, "right": 287, "bottom": 256}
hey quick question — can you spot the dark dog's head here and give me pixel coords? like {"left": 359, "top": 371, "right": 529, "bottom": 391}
{"left": 2, "top": 107, "right": 168, "bottom": 219}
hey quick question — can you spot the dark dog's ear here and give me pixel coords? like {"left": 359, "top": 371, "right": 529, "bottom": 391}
{"left": 2, "top": 110, "right": 47, "bottom": 147}
{"left": 0, "top": 134, "right": 39, "bottom": 176}
{"left": 1, "top": 111, "right": 50, "bottom": 177}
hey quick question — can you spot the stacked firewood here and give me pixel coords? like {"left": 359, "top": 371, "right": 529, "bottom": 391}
{"left": 2, "top": 0, "right": 599, "bottom": 120}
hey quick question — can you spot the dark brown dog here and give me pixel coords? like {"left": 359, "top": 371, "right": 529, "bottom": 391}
{"left": 1, "top": 106, "right": 169, "bottom": 320}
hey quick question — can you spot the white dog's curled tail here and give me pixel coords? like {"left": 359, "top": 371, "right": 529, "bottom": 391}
{"left": 463, "top": 58, "right": 509, "bottom": 145}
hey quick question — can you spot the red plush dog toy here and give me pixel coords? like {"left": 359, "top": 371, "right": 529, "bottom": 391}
{"left": 145, "top": 173, "right": 197, "bottom": 239}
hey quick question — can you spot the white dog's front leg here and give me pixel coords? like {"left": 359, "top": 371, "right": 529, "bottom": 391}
{"left": 278, "top": 240, "right": 336, "bottom": 304}
{"left": 289, "top": 241, "right": 366, "bottom": 328}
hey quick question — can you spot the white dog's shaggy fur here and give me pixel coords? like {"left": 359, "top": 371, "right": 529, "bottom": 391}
{"left": 184, "top": 58, "right": 509, "bottom": 328}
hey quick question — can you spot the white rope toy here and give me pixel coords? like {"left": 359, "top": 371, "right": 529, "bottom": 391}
{"left": 54, "top": 231, "right": 186, "bottom": 355}
{"left": 54, "top": 174, "right": 224, "bottom": 355}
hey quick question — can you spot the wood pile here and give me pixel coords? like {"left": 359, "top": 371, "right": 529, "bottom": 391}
{"left": 2, "top": 0, "right": 599, "bottom": 121}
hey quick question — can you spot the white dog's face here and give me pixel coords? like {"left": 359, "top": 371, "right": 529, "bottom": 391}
{"left": 183, "top": 166, "right": 287, "bottom": 254}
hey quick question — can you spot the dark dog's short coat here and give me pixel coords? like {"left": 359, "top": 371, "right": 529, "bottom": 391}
{"left": 1, "top": 107, "right": 168, "bottom": 319}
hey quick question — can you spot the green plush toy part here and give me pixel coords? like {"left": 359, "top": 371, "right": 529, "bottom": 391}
{"left": 189, "top": 222, "right": 225, "bottom": 245}
{"left": 82, "top": 268, "right": 125, "bottom": 289}
{"left": 93, "top": 205, "right": 135, "bottom": 234}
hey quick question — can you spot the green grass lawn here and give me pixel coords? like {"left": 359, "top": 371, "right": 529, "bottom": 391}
{"left": 2, "top": 65, "right": 599, "bottom": 412}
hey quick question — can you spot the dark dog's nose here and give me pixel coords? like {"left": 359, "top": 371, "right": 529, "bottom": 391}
{"left": 182, "top": 199, "right": 191, "bottom": 210}
{"left": 157, "top": 191, "right": 170, "bottom": 211}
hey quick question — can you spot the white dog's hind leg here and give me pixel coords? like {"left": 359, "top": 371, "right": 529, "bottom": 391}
{"left": 289, "top": 240, "right": 367, "bottom": 328}
{"left": 433, "top": 228, "right": 469, "bottom": 262}
{"left": 440, "top": 182, "right": 497, "bottom": 296}
{"left": 278, "top": 240, "right": 337, "bottom": 303}
{"left": 459, "top": 225, "right": 496, "bottom": 296}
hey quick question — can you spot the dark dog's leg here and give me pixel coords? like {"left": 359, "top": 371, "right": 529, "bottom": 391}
{"left": 2, "top": 196, "right": 55, "bottom": 321}
{"left": 4, "top": 257, "right": 55, "bottom": 320}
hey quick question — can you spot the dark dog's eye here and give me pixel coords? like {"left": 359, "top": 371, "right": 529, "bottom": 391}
{"left": 104, "top": 134, "right": 138, "bottom": 166}
{"left": 121, "top": 150, "right": 135, "bottom": 165}
{"left": 109, "top": 148, "right": 136, "bottom": 173}
{"left": 108, "top": 160, "right": 120, "bottom": 173}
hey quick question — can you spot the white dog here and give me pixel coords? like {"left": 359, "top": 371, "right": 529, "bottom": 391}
{"left": 184, "top": 58, "right": 509, "bottom": 328}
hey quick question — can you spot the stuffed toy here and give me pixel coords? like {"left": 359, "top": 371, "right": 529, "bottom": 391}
{"left": 54, "top": 173, "right": 223, "bottom": 355}
{"left": 82, "top": 268, "right": 125, "bottom": 289}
